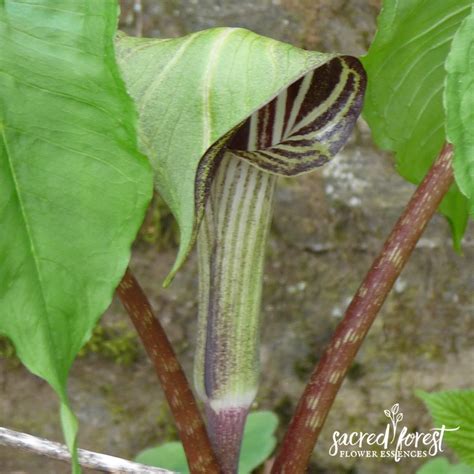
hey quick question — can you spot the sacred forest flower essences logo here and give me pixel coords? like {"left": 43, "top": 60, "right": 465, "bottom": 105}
{"left": 329, "top": 403, "right": 460, "bottom": 462}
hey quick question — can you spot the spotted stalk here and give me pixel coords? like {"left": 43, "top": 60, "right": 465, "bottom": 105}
{"left": 271, "top": 143, "right": 455, "bottom": 473}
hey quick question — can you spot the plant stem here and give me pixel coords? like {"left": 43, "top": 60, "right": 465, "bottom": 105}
{"left": 271, "top": 143, "right": 455, "bottom": 473}
{"left": 0, "top": 427, "right": 173, "bottom": 474}
{"left": 205, "top": 405, "right": 249, "bottom": 474}
{"left": 117, "top": 268, "right": 221, "bottom": 474}
{"left": 133, "top": 0, "right": 144, "bottom": 37}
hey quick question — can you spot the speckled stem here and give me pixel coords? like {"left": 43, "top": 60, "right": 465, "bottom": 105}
{"left": 272, "top": 143, "right": 455, "bottom": 473}
{"left": 117, "top": 269, "right": 221, "bottom": 474}
{"left": 195, "top": 153, "right": 276, "bottom": 473}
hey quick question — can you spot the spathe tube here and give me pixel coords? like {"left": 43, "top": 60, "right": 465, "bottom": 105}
{"left": 194, "top": 56, "right": 366, "bottom": 472}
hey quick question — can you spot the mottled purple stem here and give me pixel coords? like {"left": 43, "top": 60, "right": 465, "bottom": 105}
{"left": 272, "top": 143, "right": 455, "bottom": 473}
{"left": 205, "top": 405, "right": 248, "bottom": 474}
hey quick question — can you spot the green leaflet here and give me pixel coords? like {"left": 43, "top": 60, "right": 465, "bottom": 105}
{"left": 418, "top": 390, "right": 474, "bottom": 467}
{"left": 445, "top": 7, "right": 474, "bottom": 216}
{"left": 115, "top": 28, "right": 339, "bottom": 285}
{"left": 362, "top": 0, "right": 472, "bottom": 249}
{"left": 0, "top": 1, "right": 152, "bottom": 471}
{"left": 417, "top": 458, "right": 474, "bottom": 474}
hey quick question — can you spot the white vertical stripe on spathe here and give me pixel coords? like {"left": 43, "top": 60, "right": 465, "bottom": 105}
{"left": 272, "top": 88, "right": 287, "bottom": 145}
{"left": 289, "top": 65, "right": 350, "bottom": 135}
{"left": 284, "top": 70, "right": 314, "bottom": 137}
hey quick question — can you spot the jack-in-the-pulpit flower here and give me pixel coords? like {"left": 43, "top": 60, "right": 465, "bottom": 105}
{"left": 116, "top": 28, "right": 366, "bottom": 473}
{"left": 196, "top": 57, "right": 365, "bottom": 470}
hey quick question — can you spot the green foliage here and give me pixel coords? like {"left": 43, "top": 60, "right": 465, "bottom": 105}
{"left": 362, "top": 0, "right": 472, "bottom": 248}
{"left": 445, "top": 7, "right": 474, "bottom": 215}
{"left": 78, "top": 324, "right": 139, "bottom": 365}
{"left": 137, "top": 442, "right": 189, "bottom": 473}
{"left": 417, "top": 458, "right": 474, "bottom": 474}
{"left": 418, "top": 390, "right": 474, "bottom": 467}
{"left": 239, "top": 410, "right": 278, "bottom": 473}
{"left": 0, "top": 1, "right": 152, "bottom": 470}
{"left": 115, "top": 28, "right": 340, "bottom": 285}
{"left": 135, "top": 411, "right": 279, "bottom": 473}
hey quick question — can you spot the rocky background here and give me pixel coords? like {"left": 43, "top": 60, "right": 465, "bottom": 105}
{"left": 1, "top": 1, "right": 473, "bottom": 473}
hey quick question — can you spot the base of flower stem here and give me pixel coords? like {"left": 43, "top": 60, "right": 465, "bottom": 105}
{"left": 205, "top": 404, "right": 249, "bottom": 474}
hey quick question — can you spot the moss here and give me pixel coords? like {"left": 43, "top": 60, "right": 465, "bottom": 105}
{"left": 347, "top": 361, "right": 365, "bottom": 381}
{"left": 273, "top": 395, "right": 295, "bottom": 428}
{"left": 155, "top": 403, "right": 178, "bottom": 441}
{"left": 0, "top": 335, "right": 21, "bottom": 369}
{"left": 293, "top": 354, "right": 318, "bottom": 381}
{"left": 99, "top": 383, "right": 130, "bottom": 423}
{"left": 0, "top": 335, "right": 16, "bottom": 359}
{"left": 78, "top": 322, "right": 139, "bottom": 365}
{"left": 138, "top": 192, "right": 179, "bottom": 250}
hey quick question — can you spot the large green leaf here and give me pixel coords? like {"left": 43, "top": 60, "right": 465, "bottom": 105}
{"left": 445, "top": 7, "right": 474, "bottom": 215}
{"left": 115, "top": 29, "right": 366, "bottom": 285}
{"left": 362, "top": 0, "right": 472, "bottom": 248}
{"left": 0, "top": 1, "right": 152, "bottom": 470}
{"left": 418, "top": 390, "right": 474, "bottom": 467}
